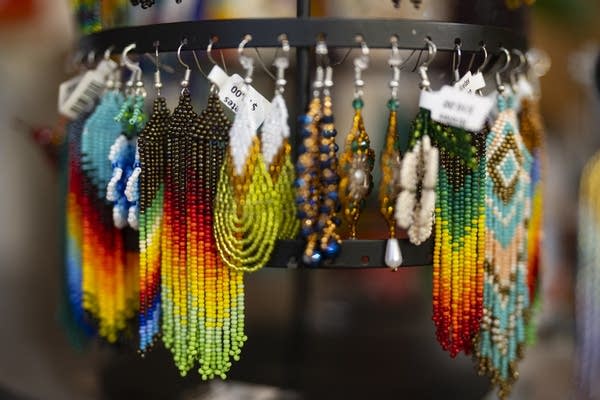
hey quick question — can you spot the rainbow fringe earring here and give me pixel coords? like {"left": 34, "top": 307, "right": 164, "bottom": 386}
{"left": 161, "top": 43, "right": 199, "bottom": 375}
{"left": 95, "top": 45, "right": 145, "bottom": 342}
{"left": 189, "top": 85, "right": 242, "bottom": 380}
{"left": 476, "top": 52, "right": 532, "bottom": 398}
{"left": 577, "top": 152, "right": 600, "bottom": 400}
{"left": 137, "top": 46, "right": 170, "bottom": 353}
{"left": 214, "top": 35, "right": 280, "bottom": 273}
{"left": 395, "top": 39, "right": 439, "bottom": 246}
{"left": 379, "top": 37, "right": 403, "bottom": 270}
{"left": 261, "top": 35, "right": 299, "bottom": 240}
{"left": 431, "top": 44, "right": 486, "bottom": 357}
{"left": 339, "top": 36, "right": 375, "bottom": 240}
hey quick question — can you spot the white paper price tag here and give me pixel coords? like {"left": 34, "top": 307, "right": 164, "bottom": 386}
{"left": 420, "top": 85, "right": 494, "bottom": 131}
{"left": 453, "top": 71, "right": 486, "bottom": 93}
{"left": 218, "top": 74, "right": 271, "bottom": 126}
{"left": 58, "top": 70, "right": 105, "bottom": 119}
{"left": 453, "top": 71, "right": 472, "bottom": 91}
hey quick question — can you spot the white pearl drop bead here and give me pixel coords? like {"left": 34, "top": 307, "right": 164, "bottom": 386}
{"left": 385, "top": 238, "right": 403, "bottom": 269}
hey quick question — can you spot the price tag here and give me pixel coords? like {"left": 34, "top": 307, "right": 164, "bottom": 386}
{"left": 219, "top": 74, "right": 271, "bottom": 125}
{"left": 453, "top": 71, "right": 472, "bottom": 91}
{"left": 58, "top": 59, "right": 118, "bottom": 119}
{"left": 453, "top": 71, "right": 486, "bottom": 93}
{"left": 420, "top": 85, "right": 494, "bottom": 131}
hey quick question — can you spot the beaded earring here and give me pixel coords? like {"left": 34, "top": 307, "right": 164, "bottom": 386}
{"left": 161, "top": 43, "right": 199, "bottom": 375}
{"left": 514, "top": 57, "right": 545, "bottom": 323}
{"left": 476, "top": 50, "right": 532, "bottom": 399}
{"left": 66, "top": 110, "right": 98, "bottom": 337}
{"left": 395, "top": 39, "right": 439, "bottom": 246}
{"left": 296, "top": 61, "right": 324, "bottom": 266}
{"left": 137, "top": 45, "right": 170, "bottom": 354}
{"left": 379, "top": 37, "right": 403, "bottom": 270}
{"left": 261, "top": 35, "right": 299, "bottom": 240}
{"left": 339, "top": 36, "right": 375, "bottom": 240}
{"left": 430, "top": 44, "right": 486, "bottom": 357}
{"left": 189, "top": 87, "right": 244, "bottom": 380}
{"left": 214, "top": 35, "right": 280, "bottom": 273}
{"left": 577, "top": 152, "right": 600, "bottom": 400}
{"left": 296, "top": 39, "right": 341, "bottom": 266}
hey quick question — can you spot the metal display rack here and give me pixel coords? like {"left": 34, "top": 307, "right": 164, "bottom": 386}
{"left": 78, "top": 1, "right": 527, "bottom": 269}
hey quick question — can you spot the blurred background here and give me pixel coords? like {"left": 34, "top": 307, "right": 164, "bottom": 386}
{"left": 0, "top": 0, "right": 598, "bottom": 399}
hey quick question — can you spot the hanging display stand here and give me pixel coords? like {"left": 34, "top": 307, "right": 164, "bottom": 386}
{"left": 78, "top": 0, "right": 527, "bottom": 268}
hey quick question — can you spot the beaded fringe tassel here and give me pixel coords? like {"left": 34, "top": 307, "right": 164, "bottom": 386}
{"left": 477, "top": 94, "right": 532, "bottom": 399}
{"left": 432, "top": 127, "right": 486, "bottom": 356}
{"left": 577, "top": 152, "right": 600, "bottom": 400}
{"left": 138, "top": 96, "right": 170, "bottom": 352}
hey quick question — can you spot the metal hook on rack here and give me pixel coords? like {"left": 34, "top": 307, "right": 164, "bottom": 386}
{"left": 153, "top": 41, "right": 163, "bottom": 95}
{"left": 207, "top": 35, "right": 229, "bottom": 74}
{"left": 238, "top": 34, "right": 254, "bottom": 84}
{"left": 353, "top": 34, "right": 370, "bottom": 99}
{"left": 122, "top": 43, "right": 145, "bottom": 97}
{"left": 418, "top": 37, "right": 437, "bottom": 91}
{"left": 177, "top": 39, "right": 192, "bottom": 89}
{"left": 467, "top": 42, "right": 489, "bottom": 74}
{"left": 273, "top": 34, "right": 290, "bottom": 94}
{"left": 389, "top": 35, "right": 402, "bottom": 100}
{"left": 452, "top": 40, "right": 462, "bottom": 83}
{"left": 316, "top": 35, "right": 334, "bottom": 95}
{"left": 509, "top": 48, "right": 527, "bottom": 90}
{"left": 495, "top": 46, "right": 511, "bottom": 93}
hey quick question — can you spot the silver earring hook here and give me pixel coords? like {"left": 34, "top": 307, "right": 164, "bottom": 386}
{"left": 510, "top": 48, "right": 527, "bottom": 87}
{"left": 153, "top": 41, "right": 163, "bottom": 95}
{"left": 388, "top": 35, "right": 402, "bottom": 100}
{"left": 238, "top": 34, "right": 254, "bottom": 84}
{"left": 418, "top": 37, "right": 436, "bottom": 90}
{"left": 121, "top": 43, "right": 145, "bottom": 97}
{"left": 353, "top": 34, "right": 370, "bottom": 99}
{"left": 452, "top": 41, "right": 462, "bottom": 83}
{"left": 177, "top": 39, "right": 192, "bottom": 89}
{"left": 495, "top": 46, "right": 511, "bottom": 93}
{"left": 467, "top": 43, "right": 490, "bottom": 74}
{"left": 104, "top": 46, "right": 114, "bottom": 60}
{"left": 206, "top": 36, "right": 228, "bottom": 74}
{"left": 273, "top": 34, "right": 290, "bottom": 94}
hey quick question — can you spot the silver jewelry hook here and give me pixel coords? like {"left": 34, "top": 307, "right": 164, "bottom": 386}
{"left": 510, "top": 48, "right": 527, "bottom": 91}
{"left": 273, "top": 34, "right": 290, "bottom": 94}
{"left": 238, "top": 34, "right": 254, "bottom": 84}
{"left": 353, "top": 34, "right": 370, "bottom": 99}
{"left": 452, "top": 41, "right": 462, "bottom": 83}
{"left": 121, "top": 43, "right": 145, "bottom": 97}
{"left": 418, "top": 37, "right": 436, "bottom": 91}
{"left": 388, "top": 35, "right": 402, "bottom": 100}
{"left": 104, "top": 46, "right": 114, "bottom": 60}
{"left": 153, "top": 41, "right": 163, "bottom": 95}
{"left": 177, "top": 39, "right": 192, "bottom": 89}
{"left": 495, "top": 47, "right": 511, "bottom": 93}
{"left": 207, "top": 36, "right": 219, "bottom": 66}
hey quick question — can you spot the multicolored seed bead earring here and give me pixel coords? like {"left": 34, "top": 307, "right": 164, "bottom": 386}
{"left": 161, "top": 40, "right": 199, "bottom": 375}
{"left": 261, "top": 35, "right": 299, "bottom": 240}
{"left": 431, "top": 43, "right": 486, "bottom": 357}
{"left": 296, "top": 50, "right": 324, "bottom": 266}
{"left": 339, "top": 35, "right": 375, "bottom": 240}
{"left": 379, "top": 36, "right": 403, "bottom": 270}
{"left": 214, "top": 34, "right": 280, "bottom": 272}
{"left": 107, "top": 44, "right": 147, "bottom": 230}
{"left": 513, "top": 50, "right": 545, "bottom": 322}
{"left": 476, "top": 49, "right": 532, "bottom": 399}
{"left": 137, "top": 43, "right": 170, "bottom": 354}
{"left": 577, "top": 151, "right": 600, "bottom": 400}
{"left": 395, "top": 38, "right": 439, "bottom": 245}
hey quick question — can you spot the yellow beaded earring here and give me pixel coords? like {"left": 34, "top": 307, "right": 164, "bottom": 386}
{"left": 214, "top": 35, "right": 280, "bottom": 272}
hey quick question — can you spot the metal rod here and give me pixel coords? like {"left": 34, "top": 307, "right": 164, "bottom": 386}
{"left": 79, "top": 18, "right": 528, "bottom": 54}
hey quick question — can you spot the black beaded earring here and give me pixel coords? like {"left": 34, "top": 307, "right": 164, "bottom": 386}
{"left": 137, "top": 42, "right": 170, "bottom": 354}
